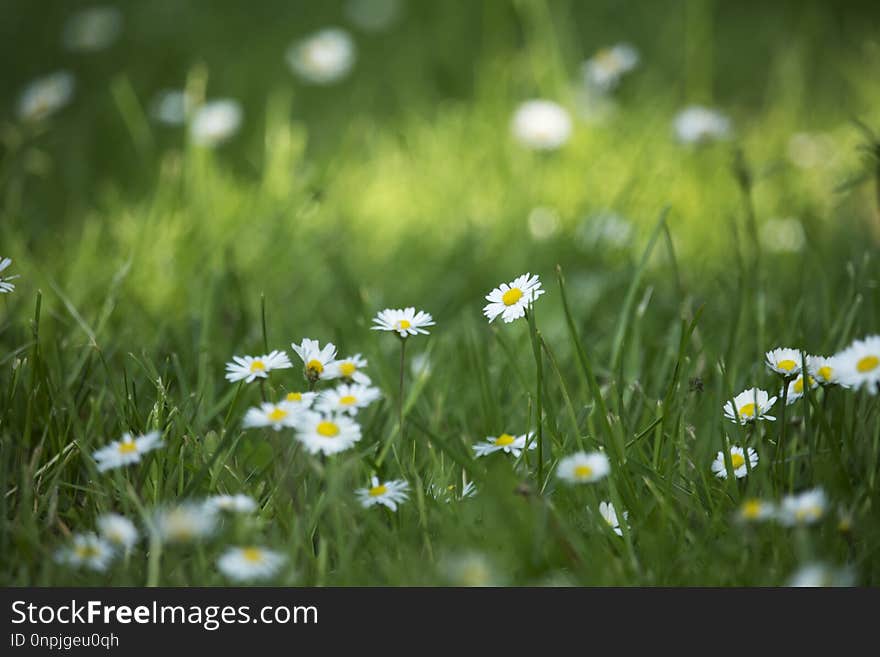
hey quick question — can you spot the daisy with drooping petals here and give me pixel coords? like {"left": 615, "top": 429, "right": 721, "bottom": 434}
{"left": 0, "top": 257, "right": 19, "bottom": 293}
{"left": 17, "top": 71, "right": 75, "bottom": 122}
{"left": 473, "top": 432, "right": 535, "bottom": 459}
{"left": 711, "top": 445, "right": 758, "bottom": 479}
{"left": 316, "top": 383, "right": 381, "bottom": 415}
{"left": 483, "top": 273, "right": 545, "bottom": 324}
{"left": 782, "top": 374, "right": 818, "bottom": 405}
{"left": 673, "top": 105, "right": 731, "bottom": 144}
{"left": 356, "top": 476, "right": 409, "bottom": 511}
{"left": 737, "top": 498, "right": 775, "bottom": 523}
{"left": 294, "top": 411, "right": 361, "bottom": 455}
{"left": 557, "top": 451, "right": 611, "bottom": 484}
{"left": 243, "top": 401, "right": 300, "bottom": 431}
{"left": 582, "top": 43, "right": 639, "bottom": 92}
{"left": 372, "top": 307, "right": 435, "bottom": 337}
{"left": 326, "top": 354, "right": 371, "bottom": 384}
{"left": 207, "top": 494, "right": 257, "bottom": 514}
{"left": 218, "top": 546, "right": 286, "bottom": 582}
{"left": 152, "top": 503, "right": 218, "bottom": 544}
{"left": 97, "top": 513, "right": 138, "bottom": 552}
{"left": 55, "top": 533, "right": 115, "bottom": 572}
{"left": 225, "top": 350, "right": 292, "bottom": 383}
{"left": 765, "top": 347, "right": 804, "bottom": 377}
{"left": 92, "top": 431, "right": 164, "bottom": 472}
{"left": 511, "top": 100, "right": 572, "bottom": 151}
{"left": 286, "top": 28, "right": 355, "bottom": 85}
{"left": 599, "top": 501, "right": 629, "bottom": 536}
{"left": 806, "top": 355, "right": 844, "bottom": 387}
{"left": 291, "top": 338, "right": 339, "bottom": 382}
{"left": 777, "top": 488, "right": 827, "bottom": 526}
{"left": 723, "top": 388, "right": 777, "bottom": 424}
{"left": 834, "top": 335, "right": 880, "bottom": 394}
{"left": 190, "top": 99, "right": 242, "bottom": 146}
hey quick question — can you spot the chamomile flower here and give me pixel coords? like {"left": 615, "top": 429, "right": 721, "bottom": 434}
{"left": 286, "top": 28, "right": 355, "bottom": 85}
{"left": 711, "top": 445, "right": 758, "bottom": 479}
{"left": 834, "top": 335, "right": 880, "bottom": 394}
{"left": 556, "top": 451, "right": 611, "bottom": 484}
{"left": 582, "top": 43, "right": 639, "bottom": 92}
{"left": 356, "top": 476, "right": 409, "bottom": 511}
{"left": 152, "top": 503, "right": 218, "bottom": 544}
{"left": 291, "top": 338, "right": 339, "bottom": 382}
{"left": 673, "top": 105, "right": 731, "bottom": 144}
{"left": 765, "top": 347, "right": 804, "bottom": 377}
{"left": 326, "top": 354, "right": 371, "bottom": 384}
{"left": 777, "top": 488, "right": 827, "bottom": 526}
{"left": 806, "top": 355, "right": 844, "bottom": 387}
{"left": 243, "top": 402, "right": 301, "bottom": 431}
{"left": 62, "top": 6, "right": 123, "bottom": 52}
{"left": 217, "top": 546, "right": 286, "bottom": 582}
{"left": 225, "top": 350, "right": 293, "bottom": 383}
{"left": 737, "top": 498, "right": 775, "bottom": 523}
{"left": 55, "top": 533, "right": 115, "bottom": 572}
{"left": 96, "top": 513, "right": 138, "bottom": 552}
{"left": 511, "top": 99, "right": 572, "bottom": 151}
{"left": 371, "top": 307, "right": 435, "bottom": 337}
{"left": 782, "top": 374, "right": 818, "bottom": 405}
{"left": 92, "top": 431, "right": 164, "bottom": 472}
{"left": 294, "top": 411, "right": 361, "bottom": 455}
{"left": 472, "top": 432, "right": 535, "bottom": 458}
{"left": 722, "top": 388, "right": 777, "bottom": 424}
{"left": 787, "top": 563, "right": 855, "bottom": 588}
{"left": 281, "top": 390, "right": 318, "bottom": 408}
{"left": 0, "top": 257, "right": 19, "bottom": 293}
{"left": 599, "top": 501, "right": 629, "bottom": 536}
{"left": 483, "top": 273, "right": 545, "bottom": 324}
{"left": 207, "top": 494, "right": 258, "bottom": 514}
{"left": 17, "top": 71, "right": 75, "bottom": 122}
{"left": 316, "top": 383, "right": 381, "bottom": 415}
{"left": 190, "top": 99, "right": 242, "bottom": 146}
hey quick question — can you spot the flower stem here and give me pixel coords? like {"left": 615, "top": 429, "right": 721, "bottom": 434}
{"left": 775, "top": 378, "right": 790, "bottom": 488}
{"left": 526, "top": 306, "right": 544, "bottom": 484}
{"left": 398, "top": 337, "right": 407, "bottom": 443}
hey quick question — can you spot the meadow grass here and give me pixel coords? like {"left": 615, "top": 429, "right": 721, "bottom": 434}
{"left": 1, "top": 0, "right": 880, "bottom": 586}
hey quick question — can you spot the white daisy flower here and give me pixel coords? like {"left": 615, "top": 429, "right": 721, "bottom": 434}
{"left": 286, "top": 28, "right": 356, "bottom": 85}
{"left": 345, "top": 0, "right": 402, "bottom": 33}
{"left": 150, "top": 89, "right": 194, "bottom": 125}
{"left": 291, "top": 338, "right": 339, "bottom": 382}
{"left": 778, "top": 488, "right": 827, "bottom": 526}
{"left": 206, "top": 494, "right": 258, "bottom": 514}
{"left": 736, "top": 498, "right": 775, "bottom": 523}
{"left": 782, "top": 374, "right": 818, "bottom": 405}
{"left": 92, "top": 431, "right": 164, "bottom": 472}
{"left": 765, "top": 347, "right": 804, "bottom": 377}
{"left": 556, "top": 451, "right": 611, "bottom": 484}
{"left": 242, "top": 402, "right": 301, "bottom": 431}
{"left": 0, "top": 257, "right": 19, "bottom": 293}
{"left": 96, "top": 513, "right": 138, "bottom": 552}
{"left": 511, "top": 99, "right": 572, "bottom": 151}
{"left": 280, "top": 390, "right": 318, "bottom": 408}
{"left": 190, "top": 99, "right": 242, "bottom": 146}
{"left": 472, "top": 432, "right": 535, "bottom": 459}
{"left": 55, "top": 533, "right": 115, "bottom": 572}
{"left": 356, "top": 476, "right": 409, "bottom": 511}
{"left": 316, "top": 383, "right": 381, "bottom": 415}
{"left": 17, "top": 71, "right": 75, "bottom": 122}
{"left": 483, "top": 272, "right": 545, "bottom": 324}
{"left": 62, "top": 6, "right": 123, "bottom": 52}
{"left": 217, "top": 546, "right": 286, "bottom": 582}
{"left": 834, "top": 335, "right": 880, "bottom": 394}
{"left": 722, "top": 388, "right": 777, "bottom": 424}
{"left": 711, "top": 445, "right": 758, "bottom": 479}
{"left": 294, "top": 411, "right": 362, "bottom": 456}
{"left": 598, "top": 501, "right": 629, "bottom": 536}
{"left": 430, "top": 480, "right": 478, "bottom": 502}
{"left": 326, "top": 353, "right": 371, "bottom": 384}
{"left": 371, "top": 307, "right": 435, "bottom": 337}
{"left": 582, "top": 43, "right": 639, "bottom": 92}
{"left": 806, "top": 355, "right": 844, "bottom": 387}
{"left": 225, "top": 350, "right": 292, "bottom": 383}
{"left": 787, "top": 563, "right": 855, "bottom": 588}
{"left": 152, "top": 503, "right": 218, "bottom": 544}
{"left": 673, "top": 105, "right": 731, "bottom": 144}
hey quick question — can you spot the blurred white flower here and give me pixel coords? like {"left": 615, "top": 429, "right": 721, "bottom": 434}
{"left": 207, "top": 494, "right": 258, "bottom": 514}
{"left": 599, "top": 501, "right": 629, "bottom": 536}
{"left": 286, "top": 28, "right": 356, "bottom": 85}
{"left": 295, "top": 411, "right": 362, "bottom": 456}
{"left": 441, "top": 552, "right": 497, "bottom": 586}
{"left": 326, "top": 353, "right": 371, "bottom": 384}
{"left": 243, "top": 402, "right": 302, "bottom": 431}
{"left": 760, "top": 218, "right": 806, "bottom": 254}
{"left": 473, "top": 432, "right": 535, "bottom": 459}
{"left": 345, "top": 0, "right": 402, "bottom": 33}
{"left": 582, "top": 43, "right": 639, "bottom": 92}
{"left": 218, "top": 546, "right": 286, "bottom": 582}
{"left": 511, "top": 100, "right": 572, "bottom": 151}
{"left": 150, "top": 89, "right": 194, "bottom": 125}
{"left": 806, "top": 355, "right": 845, "bottom": 387}
{"left": 190, "top": 100, "right": 243, "bottom": 146}
{"left": 736, "top": 498, "right": 775, "bottom": 523}
{"left": 781, "top": 373, "right": 818, "bottom": 405}
{"left": 528, "top": 207, "right": 561, "bottom": 241}
{"left": 410, "top": 352, "right": 432, "bottom": 378}
{"left": 788, "top": 563, "right": 855, "bottom": 587}
{"left": 316, "top": 383, "right": 381, "bottom": 415}
{"left": 97, "top": 513, "right": 139, "bottom": 551}
{"left": 673, "top": 105, "right": 731, "bottom": 144}
{"left": 152, "top": 503, "right": 217, "bottom": 544}
{"left": 557, "top": 451, "right": 610, "bottom": 484}
{"left": 92, "top": 431, "right": 164, "bottom": 472}
{"left": 787, "top": 132, "right": 837, "bottom": 170}
{"left": 63, "top": 6, "right": 123, "bottom": 52}
{"left": 55, "top": 533, "right": 115, "bottom": 572}
{"left": 834, "top": 335, "right": 880, "bottom": 394}
{"left": 17, "top": 71, "right": 75, "bottom": 122}
{"left": 778, "top": 488, "right": 827, "bottom": 526}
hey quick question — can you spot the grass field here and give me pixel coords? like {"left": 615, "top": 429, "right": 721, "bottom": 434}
{"left": 2, "top": 0, "right": 880, "bottom": 586}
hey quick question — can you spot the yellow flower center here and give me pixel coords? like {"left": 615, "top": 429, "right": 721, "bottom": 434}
{"left": 856, "top": 355, "right": 879, "bottom": 373}
{"left": 316, "top": 421, "right": 339, "bottom": 438}
{"left": 241, "top": 547, "right": 264, "bottom": 563}
{"left": 574, "top": 465, "right": 593, "bottom": 479}
{"left": 793, "top": 376, "right": 815, "bottom": 394}
{"left": 307, "top": 359, "right": 324, "bottom": 374}
{"left": 339, "top": 395, "right": 357, "bottom": 406}
{"left": 741, "top": 500, "right": 763, "bottom": 519}
{"left": 396, "top": 319, "right": 411, "bottom": 330}
{"left": 117, "top": 441, "right": 138, "bottom": 454}
{"left": 286, "top": 392, "right": 303, "bottom": 402}
{"left": 502, "top": 288, "right": 523, "bottom": 306}
{"left": 595, "top": 47, "right": 616, "bottom": 68}
{"left": 268, "top": 407, "right": 288, "bottom": 422}
{"left": 339, "top": 362, "right": 357, "bottom": 377}
{"left": 368, "top": 484, "right": 387, "bottom": 497}
{"left": 817, "top": 366, "right": 833, "bottom": 381}
{"left": 74, "top": 544, "right": 100, "bottom": 559}
{"left": 738, "top": 402, "right": 756, "bottom": 418}
{"left": 494, "top": 433, "right": 515, "bottom": 446}
{"left": 249, "top": 360, "right": 266, "bottom": 373}
{"left": 776, "top": 359, "right": 797, "bottom": 372}
{"left": 795, "top": 505, "right": 821, "bottom": 522}
{"left": 730, "top": 452, "right": 745, "bottom": 469}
